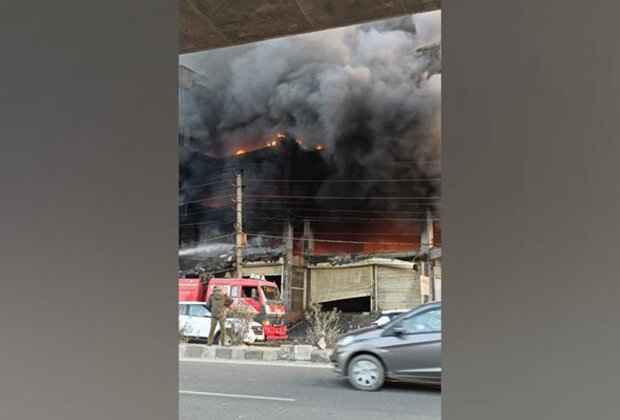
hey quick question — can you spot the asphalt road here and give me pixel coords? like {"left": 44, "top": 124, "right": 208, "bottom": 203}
{"left": 180, "top": 359, "right": 441, "bottom": 420}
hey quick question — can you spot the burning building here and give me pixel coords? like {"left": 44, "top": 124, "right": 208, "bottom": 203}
{"left": 179, "top": 134, "right": 441, "bottom": 256}
{"left": 178, "top": 14, "right": 442, "bottom": 312}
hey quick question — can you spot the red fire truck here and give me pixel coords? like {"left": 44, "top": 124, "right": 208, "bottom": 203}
{"left": 178, "top": 277, "right": 288, "bottom": 340}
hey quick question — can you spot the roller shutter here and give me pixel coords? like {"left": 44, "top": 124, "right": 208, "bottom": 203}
{"left": 376, "top": 266, "right": 421, "bottom": 311}
{"left": 310, "top": 266, "right": 372, "bottom": 303}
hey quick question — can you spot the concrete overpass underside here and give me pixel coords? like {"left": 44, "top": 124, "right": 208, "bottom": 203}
{"left": 180, "top": 0, "right": 440, "bottom": 53}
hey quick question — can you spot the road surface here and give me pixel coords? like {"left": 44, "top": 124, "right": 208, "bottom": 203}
{"left": 180, "top": 359, "right": 441, "bottom": 419}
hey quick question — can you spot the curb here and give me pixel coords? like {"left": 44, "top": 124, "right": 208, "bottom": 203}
{"left": 179, "top": 344, "right": 332, "bottom": 363}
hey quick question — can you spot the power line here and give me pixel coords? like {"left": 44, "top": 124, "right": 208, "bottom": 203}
{"left": 181, "top": 207, "right": 234, "bottom": 216}
{"left": 243, "top": 201, "right": 441, "bottom": 208}
{"left": 243, "top": 205, "right": 439, "bottom": 215}
{"left": 179, "top": 195, "right": 233, "bottom": 206}
{"left": 179, "top": 174, "right": 229, "bottom": 182}
{"left": 179, "top": 234, "right": 232, "bottom": 242}
{"left": 244, "top": 200, "right": 441, "bottom": 208}
{"left": 264, "top": 210, "right": 438, "bottom": 218}
{"left": 183, "top": 160, "right": 439, "bottom": 168}
{"left": 178, "top": 234, "right": 235, "bottom": 245}
{"left": 180, "top": 180, "right": 231, "bottom": 190}
{"left": 244, "top": 194, "right": 441, "bottom": 200}
{"left": 179, "top": 219, "right": 236, "bottom": 227}
{"left": 246, "top": 233, "right": 418, "bottom": 246}
{"left": 178, "top": 160, "right": 440, "bottom": 179}
{"left": 179, "top": 201, "right": 440, "bottom": 217}
{"left": 243, "top": 178, "right": 441, "bottom": 183}
{"left": 180, "top": 195, "right": 440, "bottom": 208}
{"left": 244, "top": 214, "right": 440, "bottom": 222}
{"left": 179, "top": 229, "right": 234, "bottom": 237}
{"left": 247, "top": 231, "right": 422, "bottom": 236}
{"left": 244, "top": 215, "right": 292, "bottom": 222}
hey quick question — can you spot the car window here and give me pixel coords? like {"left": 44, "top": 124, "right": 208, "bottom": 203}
{"left": 179, "top": 304, "right": 188, "bottom": 316}
{"left": 400, "top": 308, "right": 441, "bottom": 334}
{"left": 242, "top": 286, "right": 259, "bottom": 300}
{"left": 230, "top": 285, "right": 239, "bottom": 298}
{"left": 188, "top": 304, "right": 209, "bottom": 317}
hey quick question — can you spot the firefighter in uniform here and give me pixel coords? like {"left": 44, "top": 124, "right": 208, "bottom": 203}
{"left": 206, "top": 287, "right": 234, "bottom": 345}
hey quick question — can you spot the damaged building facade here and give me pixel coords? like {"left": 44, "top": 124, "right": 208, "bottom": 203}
{"left": 180, "top": 221, "right": 441, "bottom": 315}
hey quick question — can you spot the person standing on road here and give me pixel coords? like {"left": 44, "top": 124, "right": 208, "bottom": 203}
{"left": 206, "top": 287, "right": 234, "bottom": 346}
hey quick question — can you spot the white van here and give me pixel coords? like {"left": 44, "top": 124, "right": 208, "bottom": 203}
{"left": 179, "top": 302, "right": 265, "bottom": 345}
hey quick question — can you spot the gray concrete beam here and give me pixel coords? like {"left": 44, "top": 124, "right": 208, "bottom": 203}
{"left": 180, "top": 0, "right": 440, "bottom": 53}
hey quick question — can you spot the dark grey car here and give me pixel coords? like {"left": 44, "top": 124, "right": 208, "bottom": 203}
{"left": 332, "top": 302, "right": 441, "bottom": 391}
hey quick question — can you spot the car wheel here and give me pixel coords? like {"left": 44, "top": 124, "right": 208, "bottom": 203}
{"left": 347, "top": 354, "right": 385, "bottom": 391}
{"left": 215, "top": 331, "right": 233, "bottom": 346}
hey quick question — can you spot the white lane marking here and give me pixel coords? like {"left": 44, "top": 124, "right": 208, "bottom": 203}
{"left": 179, "top": 390, "right": 295, "bottom": 402}
{"left": 179, "top": 358, "right": 333, "bottom": 369}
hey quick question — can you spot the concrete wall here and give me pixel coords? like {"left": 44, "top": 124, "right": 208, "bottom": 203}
{"left": 291, "top": 265, "right": 306, "bottom": 311}
{"left": 241, "top": 263, "right": 282, "bottom": 278}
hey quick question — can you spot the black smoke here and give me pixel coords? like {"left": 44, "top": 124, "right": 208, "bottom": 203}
{"left": 179, "top": 12, "right": 441, "bottom": 259}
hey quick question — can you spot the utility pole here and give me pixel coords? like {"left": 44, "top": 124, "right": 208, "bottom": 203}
{"left": 301, "top": 219, "right": 314, "bottom": 257}
{"left": 420, "top": 207, "right": 435, "bottom": 301}
{"left": 233, "top": 170, "right": 244, "bottom": 278}
{"left": 426, "top": 208, "right": 436, "bottom": 301}
{"left": 300, "top": 219, "right": 314, "bottom": 310}
{"left": 282, "top": 135, "right": 294, "bottom": 310}
{"left": 282, "top": 222, "right": 293, "bottom": 310}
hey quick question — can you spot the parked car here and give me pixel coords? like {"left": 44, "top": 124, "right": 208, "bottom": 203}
{"left": 332, "top": 302, "right": 441, "bottom": 391}
{"left": 370, "top": 309, "right": 410, "bottom": 327}
{"left": 179, "top": 302, "right": 265, "bottom": 345}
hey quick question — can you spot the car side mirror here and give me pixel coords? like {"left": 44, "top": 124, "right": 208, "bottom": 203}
{"left": 392, "top": 326, "right": 405, "bottom": 337}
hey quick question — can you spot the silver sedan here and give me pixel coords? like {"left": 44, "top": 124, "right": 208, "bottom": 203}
{"left": 332, "top": 302, "right": 441, "bottom": 391}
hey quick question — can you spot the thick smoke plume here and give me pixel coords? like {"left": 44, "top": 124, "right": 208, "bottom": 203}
{"left": 180, "top": 12, "right": 441, "bottom": 169}
{"left": 179, "top": 12, "right": 441, "bottom": 259}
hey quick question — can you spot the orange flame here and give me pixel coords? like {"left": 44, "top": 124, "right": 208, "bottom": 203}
{"left": 309, "top": 222, "right": 421, "bottom": 255}
{"left": 276, "top": 132, "right": 286, "bottom": 139}
{"left": 315, "top": 145, "right": 323, "bottom": 151}
{"left": 235, "top": 149, "right": 246, "bottom": 156}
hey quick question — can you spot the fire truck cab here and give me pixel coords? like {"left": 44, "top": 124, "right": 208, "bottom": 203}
{"left": 206, "top": 278, "right": 288, "bottom": 340}
{"left": 178, "top": 277, "right": 288, "bottom": 340}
